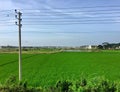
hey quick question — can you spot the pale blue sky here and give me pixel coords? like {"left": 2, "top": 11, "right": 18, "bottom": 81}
{"left": 0, "top": 0, "right": 120, "bottom": 46}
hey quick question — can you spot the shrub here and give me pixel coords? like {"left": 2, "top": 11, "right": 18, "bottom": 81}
{"left": 0, "top": 75, "right": 43, "bottom": 92}
{"left": 0, "top": 76, "right": 119, "bottom": 92}
{"left": 56, "top": 80, "right": 73, "bottom": 92}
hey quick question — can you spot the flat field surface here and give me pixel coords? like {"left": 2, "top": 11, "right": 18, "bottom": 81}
{"left": 0, "top": 51, "right": 120, "bottom": 87}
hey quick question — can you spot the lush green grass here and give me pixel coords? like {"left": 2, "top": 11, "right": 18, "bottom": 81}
{"left": 0, "top": 51, "right": 120, "bottom": 87}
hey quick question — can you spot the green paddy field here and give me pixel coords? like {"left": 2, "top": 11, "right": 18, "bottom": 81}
{"left": 0, "top": 51, "right": 120, "bottom": 87}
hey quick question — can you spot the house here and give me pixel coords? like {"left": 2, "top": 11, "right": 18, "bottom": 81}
{"left": 80, "top": 45, "right": 97, "bottom": 50}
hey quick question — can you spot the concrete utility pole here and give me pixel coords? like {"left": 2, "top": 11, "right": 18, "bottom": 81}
{"left": 15, "top": 9, "right": 22, "bottom": 81}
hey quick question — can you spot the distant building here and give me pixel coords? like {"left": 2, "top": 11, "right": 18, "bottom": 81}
{"left": 86, "top": 45, "right": 92, "bottom": 49}
{"left": 115, "top": 46, "right": 120, "bottom": 49}
{"left": 80, "top": 45, "right": 97, "bottom": 50}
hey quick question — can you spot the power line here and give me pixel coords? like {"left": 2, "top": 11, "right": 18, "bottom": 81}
{"left": 1, "top": 30, "right": 120, "bottom": 34}
{"left": 0, "top": 19, "right": 15, "bottom": 21}
{"left": 22, "top": 15, "right": 120, "bottom": 18}
{"left": 22, "top": 13, "right": 120, "bottom": 17}
{"left": 0, "top": 6, "right": 120, "bottom": 26}
{"left": 0, "top": 24, "right": 15, "bottom": 26}
{"left": 0, "top": 5, "right": 120, "bottom": 12}
{"left": 21, "top": 19, "right": 119, "bottom": 23}
{"left": 22, "top": 9, "right": 120, "bottom": 13}
{"left": 22, "top": 22, "right": 120, "bottom": 25}
{"left": 22, "top": 10, "right": 120, "bottom": 14}
{"left": 1, "top": 7, "right": 120, "bottom": 15}
{"left": 2, "top": 9, "right": 120, "bottom": 16}
{"left": 1, "top": 17, "right": 120, "bottom": 24}
{"left": 1, "top": 19, "right": 120, "bottom": 25}
{"left": 22, "top": 15, "right": 120, "bottom": 20}
{"left": 19, "top": 5, "right": 120, "bottom": 10}
{"left": 0, "top": 9, "right": 16, "bottom": 11}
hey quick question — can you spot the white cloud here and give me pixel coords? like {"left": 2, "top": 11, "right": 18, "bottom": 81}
{"left": 39, "top": 1, "right": 95, "bottom": 18}
{"left": 0, "top": 0, "right": 17, "bottom": 10}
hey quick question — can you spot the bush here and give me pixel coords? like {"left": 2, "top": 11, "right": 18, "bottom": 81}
{"left": 0, "top": 75, "right": 43, "bottom": 92}
{"left": 0, "top": 76, "right": 119, "bottom": 92}
{"left": 56, "top": 80, "right": 73, "bottom": 92}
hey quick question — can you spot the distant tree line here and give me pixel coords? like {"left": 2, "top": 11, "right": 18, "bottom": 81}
{"left": 1, "top": 43, "right": 120, "bottom": 51}
{"left": 98, "top": 42, "right": 120, "bottom": 49}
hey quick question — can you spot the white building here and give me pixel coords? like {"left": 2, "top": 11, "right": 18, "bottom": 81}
{"left": 86, "top": 45, "right": 92, "bottom": 49}
{"left": 80, "top": 45, "right": 97, "bottom": 50}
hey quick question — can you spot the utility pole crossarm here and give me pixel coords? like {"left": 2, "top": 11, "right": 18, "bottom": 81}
{"left": 15, "top": 9, "right": 22, "bottom": 81}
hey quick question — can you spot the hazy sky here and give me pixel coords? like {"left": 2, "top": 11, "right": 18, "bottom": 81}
{"left": 0, "top": 0, "right": 120, "bottom": 46}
